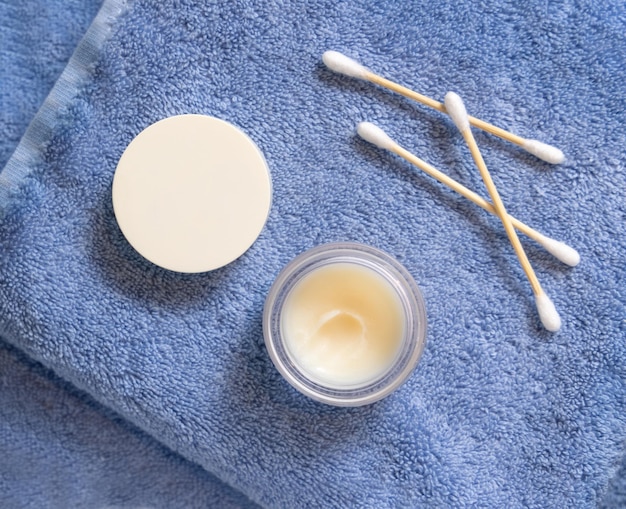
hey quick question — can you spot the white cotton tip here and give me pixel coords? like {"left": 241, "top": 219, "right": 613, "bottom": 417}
{"left": 522, "top": 139, "right": 565, "bottom": 164}
{"left": 322, "top": 51, "right": 369, "bottom": 79}
{"left": 356, "top": 122, "right": 396, "bottom": 150}
{"left": 537, "top": 235, "right": 581, "bottom": 267}
{"left": 444, "top": 92, "right": 471, "bottom": 132}
{"left": 535, "top": 293, "right": 562, "bottom": 332}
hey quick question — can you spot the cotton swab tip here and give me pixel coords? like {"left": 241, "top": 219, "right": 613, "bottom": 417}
{"left": 535, "top": 293, "right": 561, "bottom": 332}
{"left": 322, "top": 51, "right": 368, "bottom": 79}
{"left": 538, "top": 236, "right": 580, "bottom": 267}
{"left": 522, "top": 139, "right": 565, "bottom": 164}
{"left": 444, "top": 92, "right": 471, "bottom": 132}
{"left": 356, "top": 122, "right": 396, "bottom": 150}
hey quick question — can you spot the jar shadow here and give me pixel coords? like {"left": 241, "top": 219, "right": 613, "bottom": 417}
{"left": 219, "top": 308, "right": 384, "bottom": 450}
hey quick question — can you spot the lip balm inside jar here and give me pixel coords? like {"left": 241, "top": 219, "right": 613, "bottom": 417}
{"left": 263, "top": 242, "right": 427, "bottom": 406}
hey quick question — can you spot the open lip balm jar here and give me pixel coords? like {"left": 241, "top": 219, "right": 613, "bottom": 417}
{"left": 263, "top": 242, "right": 427, "bottom": 406}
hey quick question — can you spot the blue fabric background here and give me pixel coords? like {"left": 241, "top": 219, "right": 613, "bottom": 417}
{"left": 0, "top": 341, "right": 259, "bottom": 508}
{"left": 1, "top": 0, "right": 625, "bottom": 507}
{"left": 0, "top": 0, "right": 257, "bottom": 506}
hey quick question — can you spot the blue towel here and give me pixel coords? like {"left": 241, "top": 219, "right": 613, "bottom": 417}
{"left": 0, "top": 341, "right": 259, "bottom": 508}
{"left": 1, "top": 0, "right": 625, "bottom": 507}
{"left": 0, "top": 0, "right": 257, "bottom": 506}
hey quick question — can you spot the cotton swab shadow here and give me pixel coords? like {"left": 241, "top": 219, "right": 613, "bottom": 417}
{"left": 352, "top": 136, "right": 540, "bottom": 319}
{"left": 352, "top": 136, "right": 485, "bottom": 229}
{"left": 322, "top": 51, "right": 564, "bottom": 165}
{"left": 473, "top": 129, "right": 562, "bottom": 171}
{"left": 315, "top": 61, "right": 449, "bottom": 141}
{"left": 444, "top": 91, "right": 561, "bottom": 331}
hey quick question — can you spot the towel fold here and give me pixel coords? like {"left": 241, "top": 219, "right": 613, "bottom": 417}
{"left": 0, "top": 341, "right": 259, "bottom": 508}
{"left": 1, "top": 0, "right": 625, "bottom": 507}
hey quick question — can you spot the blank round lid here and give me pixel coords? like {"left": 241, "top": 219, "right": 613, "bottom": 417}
{"left": 112, "top": 115, "right": 272, "bottom": 273}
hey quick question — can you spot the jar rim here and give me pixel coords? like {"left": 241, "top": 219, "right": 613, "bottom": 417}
{"left": 263, "top": 242, "right": 427, "bottom": 406}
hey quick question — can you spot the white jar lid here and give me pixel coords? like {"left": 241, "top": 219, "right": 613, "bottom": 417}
{"left": 112, "top": 114, "right": 271, "bottom": 273}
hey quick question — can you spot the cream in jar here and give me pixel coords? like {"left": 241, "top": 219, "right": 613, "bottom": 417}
{"left": 280, "top": 262, "right": 405, "bottom": 387}
{"left": 263, "top": 242, "right": 427, "bottom": 406}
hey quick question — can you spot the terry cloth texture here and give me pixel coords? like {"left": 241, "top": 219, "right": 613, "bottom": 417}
{"left": 0, "top": 1, "right": 258, "bottom": 506}
{"left": 1, "top": 0, "right": 626, "bottom": 507}
{"left": 0, "top": 341, "right": 260, "bottom": 508}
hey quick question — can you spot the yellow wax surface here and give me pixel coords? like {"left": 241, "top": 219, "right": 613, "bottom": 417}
{"left": 281, "top": 263, "right": 405, "bottom": 387}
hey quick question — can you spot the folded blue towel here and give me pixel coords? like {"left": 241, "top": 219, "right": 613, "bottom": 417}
{"left": 1, "top": 0, "right": 625, "bottom": 507}
{"left": 0, "top": 0, "right": 98, "bottom": 167}
{"left": 0, "top": 341, "right": 259, "bottom": 508}
{"left": 1, "top": 1, "right": 256, "bottom": 506}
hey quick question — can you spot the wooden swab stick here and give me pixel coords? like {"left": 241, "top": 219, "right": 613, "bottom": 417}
{"left": 444, "top": 92, "right": 561, "bottom": 331}
{"left": 355, "top": 122, "right": 580, "bottom": 267}
{"left": 323, "top": 51, "right": 564, "bottom": 164}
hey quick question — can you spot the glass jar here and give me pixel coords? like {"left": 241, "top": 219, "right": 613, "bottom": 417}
{"left": 263, "top": 242, "right": 427, "bottom": 406}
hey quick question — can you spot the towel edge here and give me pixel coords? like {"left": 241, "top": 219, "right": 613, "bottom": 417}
{"left": 0, "top": 0, "right": 129, "bottom": 214}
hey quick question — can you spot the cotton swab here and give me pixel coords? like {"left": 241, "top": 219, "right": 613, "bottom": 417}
{"left": 356, "top": 122, "right": 580, "bottom": 267}
{"left": 323, "top": 51, "right": 564, "bottom": 164}
{"left": 444, "top": 91, "right": 561, "bottom": 331}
